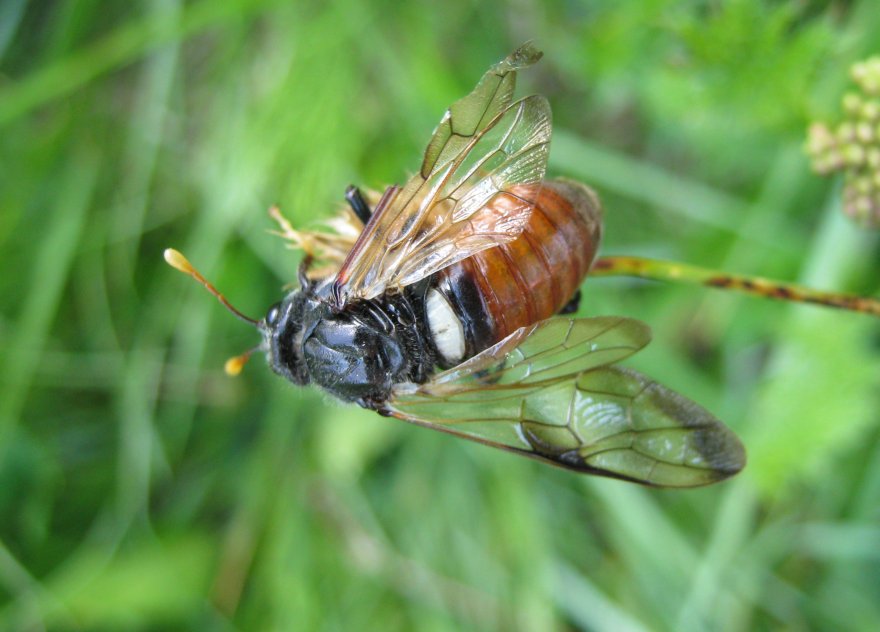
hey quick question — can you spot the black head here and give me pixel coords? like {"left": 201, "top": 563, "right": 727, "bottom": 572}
{"left": 163, "top": 248, "right": 409, "bottom": 405}
{"left": 263, "top": 290, "right": 408, "bottom": 405}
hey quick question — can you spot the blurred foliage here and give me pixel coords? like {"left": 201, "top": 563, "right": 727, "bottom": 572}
{"left": 1, "top": 0, "right": 879, "bottom": 630}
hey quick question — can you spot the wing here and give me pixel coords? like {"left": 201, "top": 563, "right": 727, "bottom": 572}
{"left": 384, "top": 318, "right": 745, "bottom": 488}
{"left": 331, "top": 43, "right": 551, "bottom": 306}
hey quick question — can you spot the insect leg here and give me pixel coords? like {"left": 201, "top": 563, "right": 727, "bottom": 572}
{"left": 590, "top": 256, "right": 880, "bottom": 317}
{"left": 345, "top": 185, "right": 372, "bottom": 225}
{"left": 298, "top": 254, "right": 314, "bottom": 290}
{"left": 558, "top": 290, "right": 581, "bottom": 314}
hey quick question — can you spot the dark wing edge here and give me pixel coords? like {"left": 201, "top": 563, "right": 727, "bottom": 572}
{"left": 385, "top": 318, "right": 746, "bottom": 488}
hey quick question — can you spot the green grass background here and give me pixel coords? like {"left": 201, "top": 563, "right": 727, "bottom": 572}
{"left": 2, "top": 1, "right": 879, "bottom": 630}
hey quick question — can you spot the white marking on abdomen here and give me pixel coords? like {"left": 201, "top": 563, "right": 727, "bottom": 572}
{"left": 426, "top": 288, "right": 465, "bottom": 364}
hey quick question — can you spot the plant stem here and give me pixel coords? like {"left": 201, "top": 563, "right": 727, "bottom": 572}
{"left": 591, "top": 256, "right": 880, "bottom": 317}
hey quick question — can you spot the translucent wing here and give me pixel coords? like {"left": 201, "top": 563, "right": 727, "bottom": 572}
{"left": 331, "top": 44, "right": 551, "bottom": 306}
{"left": 384, "top": 318, "right": 745, "bottom": 488}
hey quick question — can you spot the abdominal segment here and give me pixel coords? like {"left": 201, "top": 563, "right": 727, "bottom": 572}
{"left": 428, "top": 179, "right": 602, "bottom": 365}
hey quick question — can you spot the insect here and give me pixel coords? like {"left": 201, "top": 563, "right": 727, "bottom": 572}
{"left": 166, "top": 44, "right": 880, "bottom": 488}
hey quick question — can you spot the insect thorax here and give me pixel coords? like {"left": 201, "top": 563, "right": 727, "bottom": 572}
{"left": 264, "top": 286, "right": 438, "bottom": 407}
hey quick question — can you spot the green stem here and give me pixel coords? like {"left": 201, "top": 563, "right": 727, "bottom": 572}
{"left": 591, "top": 256, "right": 880, "bottom": 317}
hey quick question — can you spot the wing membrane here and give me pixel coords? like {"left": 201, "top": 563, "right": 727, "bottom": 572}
{"left": 421, "top": 42, "right": 543, "bottom": 178}
{"left": 332, "top": 44, "right": 551, "bottom": 305}
{"left": 386, "top": 318, "right": 745, "bottom": 488}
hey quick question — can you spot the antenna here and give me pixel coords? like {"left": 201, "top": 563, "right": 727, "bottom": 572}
{"left": 225, "top": 347, "right": 259, "bottom": 376}
{"left": 163, "top": 248, "right": 261, "bottom": 327}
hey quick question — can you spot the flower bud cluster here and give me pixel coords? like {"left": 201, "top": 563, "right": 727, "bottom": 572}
{"left": 806, "top": 57, "right": 880, "bottom": 227}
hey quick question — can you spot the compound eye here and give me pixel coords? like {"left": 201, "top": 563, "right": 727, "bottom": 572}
{"left": 265, "top": 301, "right": 283, "bottom": 328}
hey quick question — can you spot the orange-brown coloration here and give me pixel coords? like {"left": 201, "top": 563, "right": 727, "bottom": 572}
{"left": 439, "top": 179, "right": 602, "bottom": 348}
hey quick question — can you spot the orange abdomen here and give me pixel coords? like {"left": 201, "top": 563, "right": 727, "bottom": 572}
{"left": 432, "top": 179, "right": 602, "bottom": 362}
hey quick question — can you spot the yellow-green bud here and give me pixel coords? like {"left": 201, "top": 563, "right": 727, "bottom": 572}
{"left": 843, "top": 92, "right": 862, "bottom": 115}
{"left": 861, "top": 100, "right": 880, "bottom": 121}
{"left": 806, "top": 122, "right": 835, "bottom": 154}
{"left": 856, "top": 122, "right": 875, "bottom": 143}
{"left": 844, "top": 144, "right": 866, "bottom": 166}
{"left": 854, "top": 173, "right": 873, "bottom": 194}
{"left": 807, "top": 55, "right": 880, "bottom": 227}
{"left": 837, "top": 121, "right": 856, "bottom": 141}
{"left": 853, "top": 58, "right": 880, "bottom": 95}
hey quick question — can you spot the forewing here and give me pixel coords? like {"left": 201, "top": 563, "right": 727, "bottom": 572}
{"left": 332, "top": 44, "right": 550, "bottom": 305}
{"left": 422, "top": 42, "right": 544, "bottom": 178}
{"left": 386, "top": 318, "right": 745, "bottom": 488}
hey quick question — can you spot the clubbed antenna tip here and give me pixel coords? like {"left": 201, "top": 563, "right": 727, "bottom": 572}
{"left": 163, "top": 247, "right": 261, "bottom": 327}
